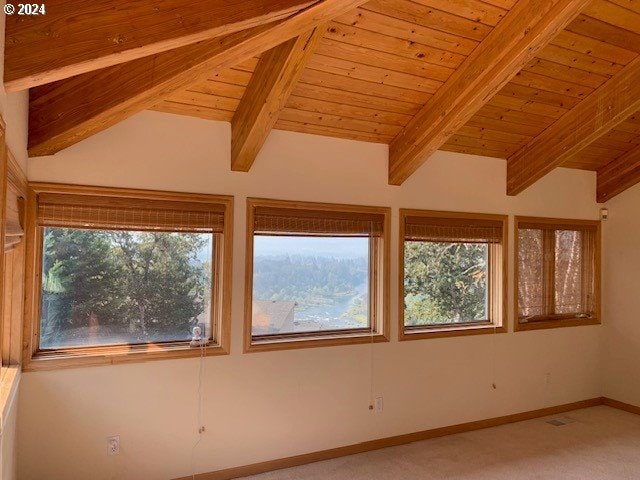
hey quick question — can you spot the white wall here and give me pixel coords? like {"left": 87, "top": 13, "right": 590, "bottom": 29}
{"left": 602, "top": 183, "right": 640, "bottom": 405}
{"left": 19, "top": 111, "right": 603, "bottom": 480}
{"left": 1, "top": 381, "right": 19, "bottom": 480}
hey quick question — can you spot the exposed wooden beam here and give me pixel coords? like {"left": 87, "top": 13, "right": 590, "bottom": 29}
{"left": 231, "top": 27, "right": 325, "bottom": 172}
{"left": 507, "top": 55, "right": 640, "bottom": 196}
{"left": 597, "top": 144, "right": 640, "bottom": 203}
{"left": 387, "top": 0, "right": 591, "bottom": 186}
{"left": 4, "top": 0, "right": 317, "bottom": 91}
{"left": 28, "top": 0, "right": 368, "bottom": 157}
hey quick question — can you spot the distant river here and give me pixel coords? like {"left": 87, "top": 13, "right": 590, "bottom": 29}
{"left": 296, "top": 282, "right": 368, "bottom": 328}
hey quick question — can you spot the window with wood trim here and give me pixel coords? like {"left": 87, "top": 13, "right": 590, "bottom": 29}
{"left": 24, "top": 184, "right": 233, "bottom": 369}
{"left": 515, "top": 217, "right": 600, "bottom": 331}
{"left": 245, "top": 199, "right": 390, "bottom": 352}
{"left": 399, "top": 210, "right": 507, "bottom": 340}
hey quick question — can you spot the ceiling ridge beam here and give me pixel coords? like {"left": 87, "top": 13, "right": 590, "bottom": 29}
{"left": 231, "top": 26, "right": 326, "bottom": 172}
{"left": 597, "top": 143, "right": 640, "bottom": 203}
{"left": 27, "top": 0, "right": 368, "bottom": 157}
{"left": 507, "top": 54, "right": 640, "bottom": 196}
{"left": 5, "top": 0, "right": 318, "bottom": 92}
{"left": 387, "top": 0, "right": 592, "bottom": 186}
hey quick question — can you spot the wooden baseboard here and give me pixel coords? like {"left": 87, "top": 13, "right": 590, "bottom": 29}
{"left": 602, "top": 397, "right": 640, "bottom": 415}
{"left": 176, "top": 397, "right": 603, "bottom": 480}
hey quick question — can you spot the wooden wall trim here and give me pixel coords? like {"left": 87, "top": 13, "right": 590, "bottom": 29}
{"left": 602, "top": 397, "right": 640, "bottom": 416}
{"left": 6, "top": 151, "right": 26, "bottom": 195}
{"left": 0, "top": 367, "right": 20, "bottom": 433}
{"left": 0, "top": 117, "right": 7, "bottom": 368}
{"left": 175, "top": 397, "right": 604, "bottom": 480}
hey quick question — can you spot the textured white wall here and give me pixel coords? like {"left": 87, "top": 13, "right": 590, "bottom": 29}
{"left": 601, "top": 182, "right": 640, "bottom": 405}
{"left": 1, "top": 386, "right": 19, "bottom": 480}
{"left": 20, "top": 111, "right": 603, "bottom": 480}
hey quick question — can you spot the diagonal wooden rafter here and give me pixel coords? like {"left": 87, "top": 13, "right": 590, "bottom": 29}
{"left": 387, "top": 0, "right": 592, "bottom": 186}
{"left": 507, "top": 55, "right": 640, "bottom": 196}
{"left": 4, "top": 0, "right": 317, "bottom": 92}
{"left": 597, "top": 143, "right": 640, "bottom": 203}
{"left": 27, "top": 0, "right": 368, "bottom": 157}
{"left": 231, "top": 26, "right": 326, "bottom": 172}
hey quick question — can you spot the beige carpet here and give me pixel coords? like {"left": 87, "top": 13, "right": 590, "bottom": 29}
{"left": 240, "top": 406, "right": 640, "bottom": 479}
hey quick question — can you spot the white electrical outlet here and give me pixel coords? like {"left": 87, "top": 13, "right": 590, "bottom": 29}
{"left": 374, "top": 396, "right": 384, "bottom": 413}
{"left": 107, "top": 435, "right": 120, "bottom": 456}
{"left": 544, "top": 373, "right": 552, "bottom": 386}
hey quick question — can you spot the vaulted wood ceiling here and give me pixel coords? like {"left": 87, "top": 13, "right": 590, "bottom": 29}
{"left": 6, "top": 0, "right": 640, "bottom": 201}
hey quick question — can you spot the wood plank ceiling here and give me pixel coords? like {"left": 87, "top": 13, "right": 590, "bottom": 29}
{"left": 6, "top": 0, "right": 640, "bottom": 200}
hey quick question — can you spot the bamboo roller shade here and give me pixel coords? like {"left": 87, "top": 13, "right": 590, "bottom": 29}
{"left": 37, "top": 193, "right": 226, "bottom": 233}
{"left": 404, "top": 216, "right": 503, "bottom": 243}
{"left": 253, "top": 206, "right": 384, "bottom": 237}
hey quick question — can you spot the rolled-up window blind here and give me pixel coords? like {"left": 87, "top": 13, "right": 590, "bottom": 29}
{"left": 5, "top": 189, "right": 24, "bottom": 252}
{"left": 517, "top": 223, "right": 597, "bottom": 320}
{"left": 404, "top": 215, "right": 503, "bottom": 243}
{"left": 254, "top": 206, "right": 384, "bottom": 237}
{"left": 37, "top": 193, "right": 225, "bottom": 233}
{"left": 517, "top": 221, "right": 598, "bottom": 232}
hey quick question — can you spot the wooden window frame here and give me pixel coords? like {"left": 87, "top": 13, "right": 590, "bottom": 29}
{"left": 23, "top": 183, "right": 233, "bottom": 371}
{"left": 244, "top": 198, "right": 390, "bottom": 353}
{"left": 398, "top": 209, "right": 508, "bottom": 341}
{"left": 514, "top": 216, "right": 601, "bottom": 332}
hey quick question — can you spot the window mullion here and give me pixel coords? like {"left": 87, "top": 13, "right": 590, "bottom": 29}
{"left": 542, "top": 229, "right": 556, "bottom": 317}
{"left": 369, "top": 236, "right": 377, "bottom": 334}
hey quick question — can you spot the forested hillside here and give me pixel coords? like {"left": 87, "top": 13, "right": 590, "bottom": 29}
{"left": 41, "top": 228, "right": 212, "bottom": 348}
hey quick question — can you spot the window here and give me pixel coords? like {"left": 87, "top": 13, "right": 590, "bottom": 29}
{"left": 24, "top": 184, "right": 233, "bottom": 369}
{"left": 399, "top": 210, "right": 507, "bottom": 340}
{"left": 515, "top": 217, "right": 600, "bottom": 331}
{"left": 245, "top": 198, "right": 390, "bottom": 351}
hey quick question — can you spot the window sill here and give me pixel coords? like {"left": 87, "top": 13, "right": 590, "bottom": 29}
{"left": 400, "top": 323, "right": 507, "bottom": 341}
{"left": 515, "top": 317, "right": 600, "bottom": 332}
{"left": 0, "top": 366, "right": 21, "bottom": 433}
{"left": 246, "top": 332, "right": 389, "bottom": 353}
{"left": 24, "top": 342, "right": 228, "bottom": 371}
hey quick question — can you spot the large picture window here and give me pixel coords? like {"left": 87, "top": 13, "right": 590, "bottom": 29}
{"left": 24, "top": 184, "right": 233, "bottom": 369}
{"left": 245, "top": 199, "right": 390, "bottom": 351}
{"left": 399, "top": 210, "right": 507, "bottom": 340}
{"left": 40, "top": 228, "right": 214, "bottom": 349}
{"left": 515, "top": 217, "right": 600, "bottom": 331}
